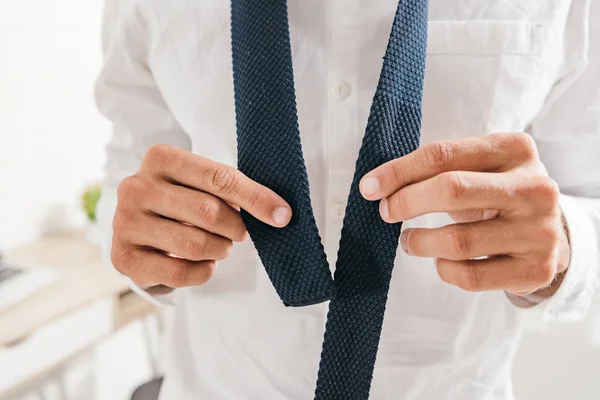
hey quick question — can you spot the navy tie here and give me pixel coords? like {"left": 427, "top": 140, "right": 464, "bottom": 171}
{"left": 230, "top": 1, "right": 428, "bottom": 398}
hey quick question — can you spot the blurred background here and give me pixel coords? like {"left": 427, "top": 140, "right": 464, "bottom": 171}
{"left": 1, "top": 1, "right": 600, "bottom": 400}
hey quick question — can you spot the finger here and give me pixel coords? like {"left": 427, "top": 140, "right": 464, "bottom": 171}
{"left": 381, "top": 171, "right": 520, "bottom": 222}
{"left": 360, "top": 133, "right": 537, "bottom": 200}
{"left": 112, "top": 243, "right": 216, "bottom": 288}
{"left": 141, "top": 145, "right": 292, "bottom": 227}
{"left": 141, "top": 181, "right": 248, "bottom": 242}
{"left": 448, "top": 209, "right": 500, "bottom": 223}
{"left": 435, "top": 256, "right": 555, "bottom": 294}
{"left": 400, "top": 219, "right": 541, "bottom": 261}
{"left": 120, "top": 213, "right": 233, "bottom": 261}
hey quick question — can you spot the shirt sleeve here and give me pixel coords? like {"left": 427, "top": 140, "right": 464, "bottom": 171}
{"left": 95, "top": 0, "right": 190, "bottom": 306}
{"left": 527, "top": 0, "right": 600, "bottom": 321}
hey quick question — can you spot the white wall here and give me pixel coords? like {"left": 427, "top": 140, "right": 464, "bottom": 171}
{"left": 0, "top": 2, "right": 147, "bottom": 398}
{"left": 0, "top": 0, "right": 110, "bottom": 249}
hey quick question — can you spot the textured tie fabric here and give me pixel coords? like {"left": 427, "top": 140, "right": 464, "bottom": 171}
{"left": 231, "top": 0, "right": 428, "bottom": 398}
{"left": 231, "top": 0, "right": 335, "bottom": 308}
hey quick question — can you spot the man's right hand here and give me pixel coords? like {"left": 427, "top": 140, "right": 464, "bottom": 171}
{"left": 111, "top": 144, "right": 292, "bottom": 288}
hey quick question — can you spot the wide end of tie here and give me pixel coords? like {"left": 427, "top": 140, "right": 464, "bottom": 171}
{"left": 240, "top": 210, "right": 335, "bottom": 308}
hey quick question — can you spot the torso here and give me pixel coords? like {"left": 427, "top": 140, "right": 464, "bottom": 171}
{"left": 135, "top": 1, "right": 575, "bottom": 398}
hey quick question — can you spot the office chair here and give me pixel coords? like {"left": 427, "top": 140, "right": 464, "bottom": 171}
{"left": 130, "top": 377, "right": 163, "bottom": 400}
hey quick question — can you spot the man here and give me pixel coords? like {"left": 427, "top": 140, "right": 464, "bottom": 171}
{"left": 95, "top": 1, "right": 600, "bottom": 399}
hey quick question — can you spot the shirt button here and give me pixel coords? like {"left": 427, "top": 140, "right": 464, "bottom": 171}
{"left": 332, "top": 202, "right": 346, "bottom": 219}
{"left": 331, "top": 81, "right": 352, "bottom": 100}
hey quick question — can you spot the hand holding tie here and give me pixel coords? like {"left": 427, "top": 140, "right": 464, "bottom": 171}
{"left": 111, "top": 144, "right": 292, "bottom": 288}
{"left": 361, "top": 132, "right": 571, "bottom": 296}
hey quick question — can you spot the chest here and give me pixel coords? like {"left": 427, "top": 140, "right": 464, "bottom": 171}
{"left": 142, "top": 0, "right": 572, "bottom": 163}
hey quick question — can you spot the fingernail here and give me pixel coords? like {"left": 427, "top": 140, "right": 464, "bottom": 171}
{"left": 360, "top": 177, "right": 379, "bottom": 197}
{"left": 400, "top": 229, "right": 411, "bottom": 254}
{"left": 379, "top": 198, "right": 389, "bottom": 221}
{"left": 242, "top": 231, "right": 250, "bottom": 242}
{"left": 273, "top": 206, "right": 292, "bottom": 227}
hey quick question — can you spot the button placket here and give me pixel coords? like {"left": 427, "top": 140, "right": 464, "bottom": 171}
{"left": 324, "top": 0, "right": 360, "bottom": 265}
{"left": 333, "top": 202, "right": 346, "bottom": 220}
{"left": 331, "top": 81, "right": 352, "bottom": 100}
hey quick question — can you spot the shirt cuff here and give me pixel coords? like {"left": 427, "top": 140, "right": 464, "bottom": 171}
{"left": 97, "top": 186, "right": 176, "bottom": 308}
{"left": 534, "top": 193, "right": 600, "bottom": 321}
{"left": 128, "top": 278, "right": 176, "bottom": 307}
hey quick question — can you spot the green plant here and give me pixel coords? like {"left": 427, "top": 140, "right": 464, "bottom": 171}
{"left": 82, "top": 184, "right": 102, "bottom": 222}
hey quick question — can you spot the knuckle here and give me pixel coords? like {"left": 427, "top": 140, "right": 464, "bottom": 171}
{"left": 165, "top": 264, "right": 189, "bottom": 288}
{"left": 143, "top": 144, "right": 175, "bottom": 169}
{"left": 447, "top": 228, "right": 471, "bottom": 258}
{"left": 390, "top": 161, "right": 405, "bottom": 186}
{"left": 515, "top": 176, "right": 559, "bottom": 208}
{"left": 511, "top": 132, "right": 538, "bottom": 160}
{"left": 222, "top": 240, "right": 234, "bottom": 258}
{"left": 391, "top": 192, "right": 410, "bottom": 220}
{"left": 110, "top": 244, "right": 136, "bottom": 275}
{"left": 180, "top": 234, "right": 207, "bottom": 259}
{"left": 532, "top": 258, "right": 556, "bottom": 286}
{"left": 533, "top": 177, "right": 560, "bottom": 209}
{"left": 422, "top": 141, "right": 453, "bottom": 170}
{"left": 435, "top": 260, "right": 481, "bottom": 292}
{"left": 435, "top": 259, "right": 451, "bottom": 283}
{"left": 116, "top": 175, "right": 160, "bottom": 210}
{"left": 536, "top": 220, "right": 561, "bottom": 248}
{"left": 199, "top": 261, "right": 217, "bottom": 284}
{"left": 458, "top": 267, "right": 481, "bottom": 292}
{"left": 232, "top": 224, "right": 248, "bottom": 242}
{"left": 112, "top": 209, "right": 134, "bottom": 234}
{"left": 196, "top": 199, "right": 219, "bottom": 225}
{"left": 110, "top": 248, "right": 125, "bottom": 273}
{"left": 117, "top": 175, "right": 145, "bottom": 202}
{"left": 247, "top": 189, "right": 269, "bottom": 212}
{"left": 444, "top": 172, "right": 468, "bottom": 201}
{"left": 210, "top": 166, "right": 239, "bottom": 195}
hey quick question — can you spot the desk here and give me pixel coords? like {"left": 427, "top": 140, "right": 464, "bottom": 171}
{"left": 0, "top": 230, "right": 157, "bottom": 399}
{"left": 0, "top": 230, "right": 154, "bottom": 346}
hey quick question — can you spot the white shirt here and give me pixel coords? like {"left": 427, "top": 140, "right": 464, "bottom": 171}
{"left": 95, "top": 1, "right": 600, "bottom": 399}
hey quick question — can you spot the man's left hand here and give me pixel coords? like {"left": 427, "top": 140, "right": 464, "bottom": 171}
{"left": 360, "top": 133, "right": 571, "bottom": 296}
